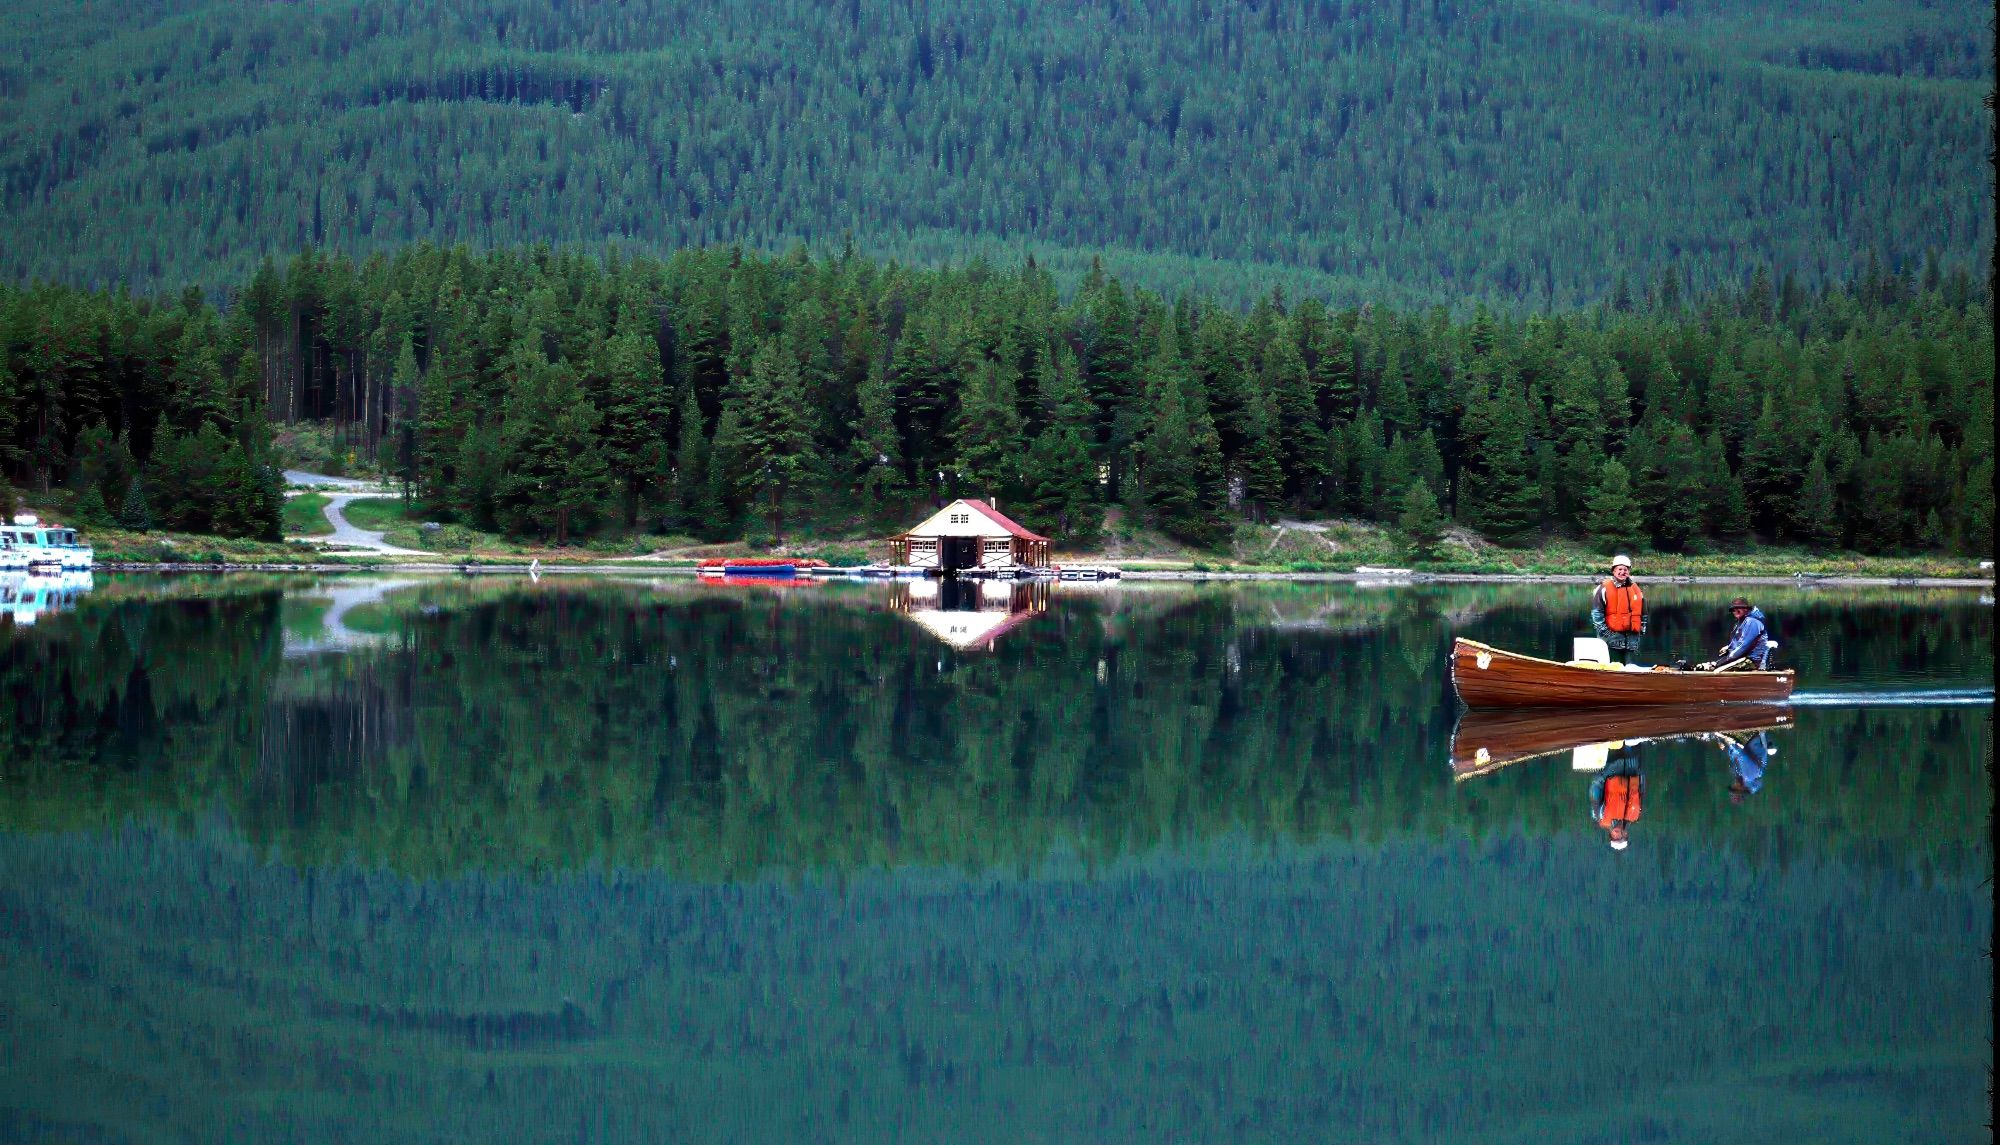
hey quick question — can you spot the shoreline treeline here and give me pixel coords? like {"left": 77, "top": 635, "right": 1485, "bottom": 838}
{"left": 0, "top": 245, "right": 1991, "bottom": 553}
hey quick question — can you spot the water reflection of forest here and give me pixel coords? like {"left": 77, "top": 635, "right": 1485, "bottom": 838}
{"left": 1, "top": 576, "right": 1990, "bottom": 877}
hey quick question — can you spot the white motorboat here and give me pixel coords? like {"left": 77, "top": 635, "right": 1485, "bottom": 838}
{"left": 0, "top": 568, "right": 94, "bottom": 626}
{"left": 1, "top": 514, "right": 94, "bottom": 570}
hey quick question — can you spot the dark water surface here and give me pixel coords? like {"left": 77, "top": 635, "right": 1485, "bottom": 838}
{"left": 0, "top": 574, "right": 1990, "bottom": 1143}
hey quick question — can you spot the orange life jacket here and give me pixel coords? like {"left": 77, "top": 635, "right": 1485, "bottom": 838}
{"left": 1601, "top": 578, "right": 1644, "bottom": 634}
{"left": 1598, "top": 775, "right": 1643, "bottom": 827}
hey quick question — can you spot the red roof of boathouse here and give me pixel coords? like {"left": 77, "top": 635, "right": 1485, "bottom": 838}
{"left": 956, "top": 499, "right": 1050, "bottom": 543}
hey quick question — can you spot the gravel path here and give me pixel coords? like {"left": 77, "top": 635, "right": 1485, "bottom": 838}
{"left": 283, "top": 469, "right": 383, "bottom": 490}
{"left": 311, "top": 493, "right": 433, "bottom": 556}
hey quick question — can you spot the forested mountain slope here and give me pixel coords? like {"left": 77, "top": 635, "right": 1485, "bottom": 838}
{"left": 0, "top": 0, "right": 1988, "bottom": 305}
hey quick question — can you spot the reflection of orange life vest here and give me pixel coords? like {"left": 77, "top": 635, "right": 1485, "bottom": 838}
{"left": 1602, "top": 578, "right": 1644, "bottom": 634}
{"left": 1598, "top": 775, "right": 1643, "bottom": 827}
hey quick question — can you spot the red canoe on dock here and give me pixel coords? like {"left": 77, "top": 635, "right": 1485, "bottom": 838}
{"left": 1450, "top": 638, "right": 1794, "bottom": 709}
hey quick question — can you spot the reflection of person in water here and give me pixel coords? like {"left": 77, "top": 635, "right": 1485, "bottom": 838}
{"left": 1717, "top": 732, "right": 1774, "bottom": 805}
{"left": 1590, "top": 744, "right": 1644, "bottom": 851}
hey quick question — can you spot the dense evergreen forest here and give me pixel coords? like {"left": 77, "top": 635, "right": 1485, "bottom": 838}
{"left": 0, "top": 0, "right": 1989, "bottom": 305}
{"left": 1, "top": 245, "right": 1991, "bottom": 554}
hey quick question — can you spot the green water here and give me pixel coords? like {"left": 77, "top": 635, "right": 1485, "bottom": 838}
{"left": 0, "top": 575, "right": 1990, "bottom": 1143}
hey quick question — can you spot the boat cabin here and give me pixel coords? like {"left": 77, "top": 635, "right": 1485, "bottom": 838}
{"left": 887, "top": 499, "right": 1051, "bottom": 571}
{"left": 1, "top": 514, "right": 93, "bottom": 569}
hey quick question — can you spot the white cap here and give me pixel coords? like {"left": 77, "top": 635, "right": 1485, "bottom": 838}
{"left": 1609, "top": 838, "right": 1629, "bottom": 851}
{"left": 1611, "top": 555, "right": 1633, "bottom": 570}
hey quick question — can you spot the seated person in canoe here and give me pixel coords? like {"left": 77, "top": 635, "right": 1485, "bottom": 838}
{"left": 1696, "top": 597, "right": 1773, "bottom": 671}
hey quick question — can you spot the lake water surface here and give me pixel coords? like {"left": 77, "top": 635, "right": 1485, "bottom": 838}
{"left": 1, "top": 574, "right": 1991, "bottom": 1143}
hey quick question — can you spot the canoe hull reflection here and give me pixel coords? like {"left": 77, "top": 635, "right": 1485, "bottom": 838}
{"left": 1451, "top": 704, "right": 1794, "bottom": 780}
{"left": 1451, "top": 638, "right": 1794, "bottom": 708}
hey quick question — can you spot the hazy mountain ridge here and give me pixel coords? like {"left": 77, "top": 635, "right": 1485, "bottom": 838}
{"left": 0, "top": 0, "right": 1989, "bottom": 305}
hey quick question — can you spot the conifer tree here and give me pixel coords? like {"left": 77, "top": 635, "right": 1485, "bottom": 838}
{"left": 1020, "top": 343, "right": 1100, "bottom": 543}
{"left": 706, "top": 400, "right": 749, "bottom": 540}
{"left": 1461, "top": 377, "right": 1541, "bottom": 543}
{"left": 591, "top": 303, "right": 671, "bottom": 526}
{"left": 70, "top": 484, "right": 110, "bottom": 527}
{"left": 1698, "top": 431, "right": 1751, "bottom": 541}
{"left": 1138, "top": 323, "right": 1228, "bottom": 548}
{"left": 848, "top": 358, "right": 902, "bottom": 517}
{"left": 494, "top": 346, "right": 612, "bottom": 545}
{"left": 454, "top": 423, "right": 504, "bottom": 530}
{"left": 1345, "top": 411, "right": 1388, "bottom": 518}
{"left": 1549, "top": 357, "right": 1605, "bottom": 529}
{"left": 118, "top": 473, "right": 152, "bottom": 531}
{"left": 1399, "top": 478, "right": 1449, "bottom": 564}
{"left": 733, "top": 336, "right": 816, "bottom": 543}
{"left": 1263, "top": 325, "right": 1327, "bottom": 508}
{"left": 1234, "top": 375, "right": 1286, "bottom": 521}
{"left": 1794, "top": 452, "right": 1842, "bottom": 548}
{"left": 955, "top": 356, "right": 1026, "bottom": 503}
{"left": 1584, "top": 459, "right": 1644, "bottom": 552}
{"left": 1631, "top": 420, "right": 1704, "bottom": 551}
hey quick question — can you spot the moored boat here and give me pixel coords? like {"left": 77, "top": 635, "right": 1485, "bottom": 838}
{"left": 1451, "top": 637, "right": 1793, "bottom": 708}
{"left": 0, "top": 514, "right": 93, "bottom": 571}
{"left": 696, "top": 558, "right": 827, "bottom": 578}
{"left": 1450, "top": 704, "right": 1794, "bottom": 780}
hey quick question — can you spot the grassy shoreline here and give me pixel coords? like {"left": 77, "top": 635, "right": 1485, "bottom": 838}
{"left": 31, "top": 506, "right": 1997, "bottom": 584}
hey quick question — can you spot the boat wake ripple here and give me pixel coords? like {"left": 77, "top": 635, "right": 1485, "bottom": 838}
{"left": 1784, "top": 688, "right": 1995, "bottom": 707}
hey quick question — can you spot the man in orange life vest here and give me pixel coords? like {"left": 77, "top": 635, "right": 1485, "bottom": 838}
{"left": 1590, "top": 745, "right": 1643, "bottom": 851}
{"left": 1590, "top": 555, "right": 1647, "bottom": 664}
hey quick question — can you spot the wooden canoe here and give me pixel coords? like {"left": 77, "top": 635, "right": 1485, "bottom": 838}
{"left": 1450, "top": 704, "right": 1794, "bottom": 780}
{"left": 1451, "top": 638, "right": 1794, "bottom": 708}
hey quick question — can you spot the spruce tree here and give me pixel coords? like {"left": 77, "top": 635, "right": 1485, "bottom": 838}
{"left": 71, "top": 485, "right": 109, "bottom": 527}
{"left": 1584, "top": 459, "right": 1644, "bottom": 552}
{"left": 955, "top": 355, "right": 1026, "bottom": 503}
{"left": 674, "top": 387, "right": 716, "bottom": 535}
{"left": 733, "top": 336, "right": 816, "bottom": 543}
{"left": 494, "top": 348, "right": 612, "bottom": 545}
{"left": 591, "top": 303, "right": 672, "bottom": 527}
{"left": 1398, "top": 478, "right": 1449, "bottom": 564}
{"left": 1263, "top": 325, "right": 1327, "bottom": 509}
{"left": 1234, "top": 375, "right": 1286, "bottom": 521}
{"left": 848, "top": 358, "right": 902, "bottom": 517}
{"left": 705, "top": 400, "right": 748, "bottom": 540}
{"left": 1792, "top": 452, "right": 1842, "bottom": 549}
{"left": 1138, "top": 323, "right": 1229, "bottom": 548}
{"left": 1549, "top": 357, "right": 1605, "bottom": 530}
{"left": 118, "top": 473, "right": 153, "bottom": 532}
{"left": 1698, "top": 431, "right": 1751, "bottom": 542}
{"left": 1462, "top": 377, "right": 1541, "bottom": 543}
{"left": 1020, "top": 344, "right": 1100, "bottom": 543}
{"left": 1632, "top": 420, "right": 1704, "bottom": 551}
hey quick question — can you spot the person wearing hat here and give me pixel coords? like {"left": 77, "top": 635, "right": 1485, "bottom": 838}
{"left": 1590, "top": 743, "right": 1644, "bottom": 851}
{"left": 1590, "top": 554, "right": 1647, "bottom": 664}
{"left": 1697, "top": 597, "right": 1773, "bottom": 671}
{"left": 1717, "top": 730, "right": 1774, "bottom": 804}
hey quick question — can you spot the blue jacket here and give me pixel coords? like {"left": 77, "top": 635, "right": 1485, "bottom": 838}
{"left": 1722, "top": 607, "right": 1772, "bottom": 668}
{"left": 1724, "top": 732, "right": 1770, "bottom": 795}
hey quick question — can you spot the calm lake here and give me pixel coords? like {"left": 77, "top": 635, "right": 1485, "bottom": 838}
{"left": 0, "top": 574, "right": 1991, "bottom": 1143}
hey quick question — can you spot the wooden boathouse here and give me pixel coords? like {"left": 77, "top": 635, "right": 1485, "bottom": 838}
{"left": 887, "top": 499, "right": 1052, "bottom": 572}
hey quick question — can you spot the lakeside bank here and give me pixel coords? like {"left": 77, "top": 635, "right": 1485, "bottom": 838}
{"left": 86, "top": 560, "right": 1995, "bottom": 590}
